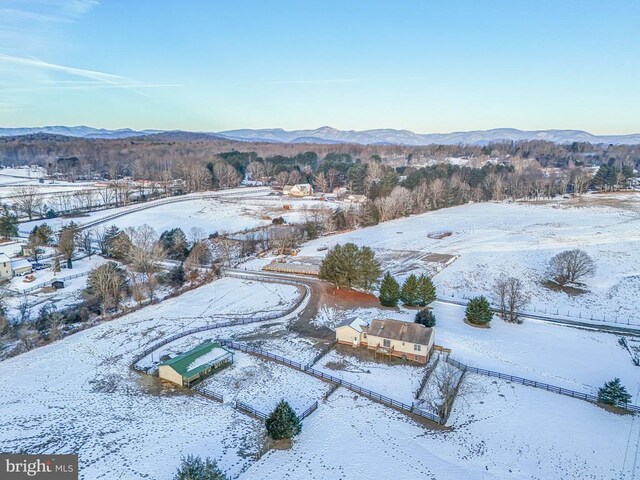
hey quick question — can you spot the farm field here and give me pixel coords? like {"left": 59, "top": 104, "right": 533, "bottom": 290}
{"left": 19, "top": 188, "right": 334, "bottom": 237}
{"left": 0, "top": 277, "right": 301, "bottom": 479}
{"left": 200, "top": 351, "right": 330, "bottom": 414}
{"left": 296, "top": 193, "right": 640, "bottom": 324}
{"left": 311, "top": 302, "right": 639, "bottom": 394}
{"left": 1, "top": 192, "right": 639, "bottom": 479}
{"left": 241, "top": 378, "right": 636, "bottom": 480}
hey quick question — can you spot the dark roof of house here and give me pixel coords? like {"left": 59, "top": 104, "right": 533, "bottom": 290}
{"left": 365, "top": 319, "right": 433, "bottom": 346}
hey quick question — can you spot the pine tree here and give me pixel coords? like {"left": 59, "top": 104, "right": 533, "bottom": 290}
{"left": 174, "top": 455, "right": 226, "bottom": 480}
{"left": 103, "top": 225, "right": 121, "bottom": 257}
{"left": 357, "top": 246, "right": 382, "bottom": 291}
{"left": 319, "top": 243, "right": 380, "bottom": 291}
{"left": 415, "top": 308, "right": 436, "bottom": 327}
{"left": 265, "top": 400, "right": 301, "bottom": 440}
{"left": 0, "top": 207, "right": 18, "bottom": 239}
{"left": 416, "top": 274, "right": 436, "bottom": 306}
{"left": 379, "top": 272, "right": 401, "bottom": 307}
{"left": 598, "top": 378, "right": 632, "bottom": 407}
{"left": 465, "top": 296, "right": 493, "bottom": 326}
{"left": 400, "top": 274, "right": 419, "bottom": 306}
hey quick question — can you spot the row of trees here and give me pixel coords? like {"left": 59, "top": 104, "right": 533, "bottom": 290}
{"left": 379, "top": 272, "right": 436, "bottom": 308}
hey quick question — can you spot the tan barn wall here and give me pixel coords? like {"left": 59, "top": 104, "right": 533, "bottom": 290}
{"left": 158, "top": 365, "right": 184, "bottom": 386}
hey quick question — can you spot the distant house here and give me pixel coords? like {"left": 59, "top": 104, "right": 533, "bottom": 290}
{"left": 158, "top": 341, "right": 234, "bottom": 387}
{"left": 0, "top": 253, "right": 12, "bottom": 280}
{"left": 283, "top": 184, "right": 313, "bottom": 197}
{"left": 10, "top": 258, "right": 32, "bottom": 277}
{"left": 345, "top": 194, "right": 367, "bottom": 203}
{"left": 335, "top": 318, "right": 434, "bottom": 364}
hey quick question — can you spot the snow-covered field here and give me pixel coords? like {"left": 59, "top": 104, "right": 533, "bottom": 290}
{"left": 20, "top": 189, "right": 334, "bottom": 237}
{"left": 0, "top": 277, "right": 301, "bottom": 479}
{"left": 312, "top": 303, "right": 639, "bottom": 395}
{"left": 200, "top": 351, "right": 330, "bottom": 413}
{"left": 2, "top": 193, "right": 639, "bottom": 479}
{"left": 241, "top": 379, "right": 637, "bottom": 480}
{"left": 314, "top": 347, "right": 425, "bottom": 404}
{"left": 298, "top": 193, "right": 640, "bottom": 324}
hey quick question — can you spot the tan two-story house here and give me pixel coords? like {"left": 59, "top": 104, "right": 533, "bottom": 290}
{"left": 335, "top": 318, "right": 434, "bottom": 364}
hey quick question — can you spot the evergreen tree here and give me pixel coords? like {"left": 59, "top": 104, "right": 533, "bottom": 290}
{"left": 597, "top": 378, "right": 632, "bottom": 407}
{"left": 0, "top": 207, "right": 18, "bottom": 239}
{"left": 168, "top": 263, "right": 186, "bottom": 287}
{"left": 102, "top": 225, "right": 121, "bottom": 257}
{"left": 174, "top": 455, "right": 226, "bottom": 480}
{"left": 415, "top": 308, "right": 436, "bottom": 327}
{"left": 357, "top": 246, "right": 382, "bottom": 291}
{"left": 319, "top": 243, "right": 380, "bottom": 291}
{"left": 331, "top": 209, "right": 347, "bottom": 230}
{"left": 265, "top": 400, "right": 301, "bottom": 440}
{"left": 160, "top": 228, "right": 189, "bottom": 261}
{"left": 416, "top": 274, "right": 437, "bottom": 306}
{"left": 379, "top": 272, "right": 401, "bottom": 307}
{"left": 400, "top": 274, "right": 419, "bottom": 306}
{"left": 465, "top": 296, "right": 493, "bottom": 326}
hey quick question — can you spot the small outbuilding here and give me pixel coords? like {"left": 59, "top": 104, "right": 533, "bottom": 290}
{"left": 10, "top": 258, "right": 33, "bottom": 277}
{"left": 158, "top": 341, "right": 234, "bottom": 387}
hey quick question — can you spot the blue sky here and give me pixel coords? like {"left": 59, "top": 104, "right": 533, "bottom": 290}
{"left": 1, "top": 0, "right": 639, "bottom": 133}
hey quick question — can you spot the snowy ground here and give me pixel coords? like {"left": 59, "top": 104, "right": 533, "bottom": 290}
{"left": 297, "top": 193, "right": 640, "bottom": 324}
{"left": 200, "top": 351, "right": 330, "bottom": 414}
{"left": 241, "top": 378, "right": 637, "bottom": 480}
{"left": 314, "top": 346, "right": 425, "bottom": 404}
{"left": 20, "top": 189, "right": 335, "bottom": 237}
{"left": 0, "top": 277, "right": 302, "bottom": 479}
{"left": 235, "top": 322, "right": 327, "bottom": 366}
{"left": 311, "top": 303, "right": 640, "bottom": 395}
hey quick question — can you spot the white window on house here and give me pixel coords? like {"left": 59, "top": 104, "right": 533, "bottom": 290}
{"left": 414, "top": 344, "right": 421, "bottom": 351}
{"left": 414, "top": 355, "right": 420, "bottom": 361}
{"left": 354, "top": 336, "right": 358, "bottom": 341}
{"left": 383, "top": 339, "right": 391, "bottom": 348}
{"left": 364, "top": 333, "right": 367, "bottom": 339}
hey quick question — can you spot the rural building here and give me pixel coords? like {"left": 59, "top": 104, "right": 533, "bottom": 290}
{"left": 10, "top": 258, "right": 33, "bottom": 277}
{"left": 335, "top": 318, "right": 434, "bottom": 364}
{"left": 283, "top": 184, "right": 313, "bottom": 197}
{"left": 158, "top": 341, "right": 234, "bottom": 387}
{"left": 335, "top": 318, "right": 370, "bottom": 346}
{"left": 345, "top": 194, "right": 367, "bottom": 203}
{"left": 0, "top": 253, "right": 12, "bottom": 280}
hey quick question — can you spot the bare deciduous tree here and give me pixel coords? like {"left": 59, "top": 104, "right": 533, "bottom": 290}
{"left": 12, "top": 186, "right": 43, "bottom": 220}
{"left": 87, "top": 262, "right": 127, "bottom": 316}
{"left": 213, "top": 163, "right": 241, "bottom": 189}
{"left": 425, "top": 363, "right": 473, "bottom": 424}
{"left": 123, "top": 225, "right": 166, "bottom": 300}
{"left": 548, "top": 249, "right": 596, "bottom": 285}
{"left": 493, "top": 276, "right": 529, "bottom": 323}
{"left": 56, "top": 224, "right": 79, "bottom": 269}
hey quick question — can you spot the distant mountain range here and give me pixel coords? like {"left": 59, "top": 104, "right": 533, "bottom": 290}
{"left": 2, "top": 125, "right": 640, "bottom": 146}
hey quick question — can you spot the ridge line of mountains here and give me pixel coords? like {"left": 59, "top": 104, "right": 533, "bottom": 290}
{"left": 1, "top": 125, "right": 639, "bottom": 146}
